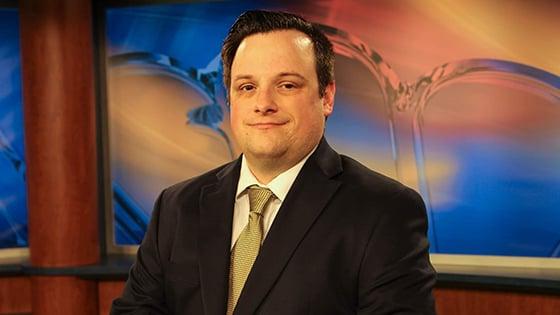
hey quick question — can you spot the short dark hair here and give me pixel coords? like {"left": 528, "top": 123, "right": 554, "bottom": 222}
{"left": 221, "top": 10, "right": 334, "bottom": 97}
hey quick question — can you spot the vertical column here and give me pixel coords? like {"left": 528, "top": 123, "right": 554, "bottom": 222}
{"left": 19, "top": 0, "right": 99, "bottom": 314}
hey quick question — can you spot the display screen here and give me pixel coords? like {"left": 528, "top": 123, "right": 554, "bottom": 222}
{"left": 105, "top": 0, "right": 560, "bottom": 259}
{"left": 0, "top": 8, "right": 27, "bottom": 249}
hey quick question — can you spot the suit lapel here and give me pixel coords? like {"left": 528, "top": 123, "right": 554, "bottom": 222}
{"left": 234, "top": 139, "right": 343, "bottom": 314}
{"left": 198, "top": 159, "right": 240, "bottom": 315}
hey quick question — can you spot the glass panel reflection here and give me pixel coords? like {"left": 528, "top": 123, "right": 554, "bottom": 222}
{"left": 412, "top": 60, "right": 560, "bottom": 256}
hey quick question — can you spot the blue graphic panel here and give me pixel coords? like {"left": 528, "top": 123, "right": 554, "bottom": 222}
{"left": 0, "top": 8, "right": 28, "bottom": 248}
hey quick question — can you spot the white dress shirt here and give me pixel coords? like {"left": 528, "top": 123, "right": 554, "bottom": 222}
{"left": 231, "top": 148, "right": 316, "bottom": 249}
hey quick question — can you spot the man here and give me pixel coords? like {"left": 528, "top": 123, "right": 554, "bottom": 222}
{"left": 112, "top": 10, "right": 436, "bottom": 315}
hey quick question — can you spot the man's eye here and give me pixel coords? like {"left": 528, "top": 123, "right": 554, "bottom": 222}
{"left": 239, "top": 84, "right": 255, "bottom": 92}
{"left": 280, "top": 83, "right": 297, "bottom": 90}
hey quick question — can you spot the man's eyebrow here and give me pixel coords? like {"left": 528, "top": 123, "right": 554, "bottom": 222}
{"left": 277, "top": 72, "right": 307, "bottom": 81}
{"left": 233, "top": 72, "right": 308, "bottom": 82}
{"left": 233, "top": 74, "right": 254, "bottom": 82}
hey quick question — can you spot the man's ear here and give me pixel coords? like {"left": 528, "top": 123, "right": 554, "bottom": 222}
{"left": 322, "top": 82, "right": 335, "bottom": 117}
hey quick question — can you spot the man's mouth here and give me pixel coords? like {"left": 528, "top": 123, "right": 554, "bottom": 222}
{"left": 247, "top": 121, "right": 287, "bottom": 129}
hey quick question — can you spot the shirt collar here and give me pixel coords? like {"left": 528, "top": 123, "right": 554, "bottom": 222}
{"left": 236, "top": 146, "right": 317, "bottom": 202}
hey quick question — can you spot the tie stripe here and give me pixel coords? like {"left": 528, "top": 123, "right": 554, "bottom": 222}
{"left": 227, "top": 186, "right": 274, "bottom": 315}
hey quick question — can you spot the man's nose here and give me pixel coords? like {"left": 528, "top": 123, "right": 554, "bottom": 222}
{"left": 254, "top": 87, "right": 278, "bottom": 114}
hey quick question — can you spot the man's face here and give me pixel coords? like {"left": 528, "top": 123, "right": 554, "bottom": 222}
{"left": 229, "top": 30, "right": 334, "bottom": 166}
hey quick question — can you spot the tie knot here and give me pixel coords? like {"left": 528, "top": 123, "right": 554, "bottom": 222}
{"left": 247, "top": 186, "right": 274, "bottom": 215}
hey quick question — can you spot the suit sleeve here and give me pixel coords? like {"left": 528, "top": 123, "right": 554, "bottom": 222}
{"left": 110, "top": 190, "right": 169, "bottom": 315}
{"left": 357, "top": 187, "right": 436, "bottom": 315}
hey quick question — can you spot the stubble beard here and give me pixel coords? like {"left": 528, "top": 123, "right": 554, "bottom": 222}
{"left": 243, "top": 130, "right": 320, "bottom": 177}
{"left": 243, "top": 134, "right": 290, "bottom": 168}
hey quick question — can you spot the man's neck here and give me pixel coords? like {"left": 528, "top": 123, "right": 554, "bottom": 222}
{"left": 244, "top": 156, "right": 295, "bottom": 185}
{"left": 244, "top": 146, "right": 317, "bottom": 185}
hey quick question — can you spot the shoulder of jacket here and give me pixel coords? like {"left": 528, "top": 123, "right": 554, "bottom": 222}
{"left": 338, "top": 155, "right": 408, "bottom": 197}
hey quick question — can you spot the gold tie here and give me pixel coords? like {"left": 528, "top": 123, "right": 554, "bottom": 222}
{"left": 227, "top": 186, "right": 274, "bottom": 315}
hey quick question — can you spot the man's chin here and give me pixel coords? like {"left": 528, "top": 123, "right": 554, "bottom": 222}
{"left": 243, "top": 143, "right": 287, "bottom": 160}
{"left": 248, "top": 149, "right": 285, "bottom": 160}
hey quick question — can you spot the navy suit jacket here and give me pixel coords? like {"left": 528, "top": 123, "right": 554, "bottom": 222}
{"left": 111, "top": 138, "right": 436, "bottom": 314}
